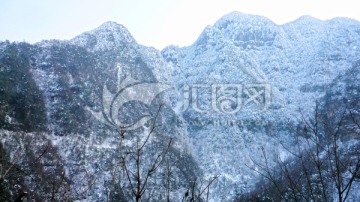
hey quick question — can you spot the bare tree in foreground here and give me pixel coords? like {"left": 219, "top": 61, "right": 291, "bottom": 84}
{"left": 117, "top": 105, "right": 173, "bottom": 201}
{"left": 111, "top": 105, "right": 219, "bottom": 201}
{"left": 181, "top": 176, "right": 219, "bottom": 202}
{"left": 247, "top": 105, "right": 360, "bottom": 202}
{"left": 0, "top": 140, "right": 72, "bottom": 201}
{"left": 0, "top": 136, "right": 97, "bottom": 202}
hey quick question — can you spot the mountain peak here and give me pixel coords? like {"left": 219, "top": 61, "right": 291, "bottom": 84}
{"left": 70, "top": 21, "right": 136, "bottom": 51}
{"left": 214, "top": 11, "right": 276, "bottom": 29}
{"left": 96, "top": 21, "right": 129, "bottom": 32}
{"left": 207, "top": 11, "right": 280, "bottom": 49}
{"left": 289, "top": 15, "right": 323, "bottom": 25}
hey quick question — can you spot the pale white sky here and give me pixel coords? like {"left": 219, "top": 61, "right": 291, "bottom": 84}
{"left": 0, "top": 0, "right": 359, "bottom": 49}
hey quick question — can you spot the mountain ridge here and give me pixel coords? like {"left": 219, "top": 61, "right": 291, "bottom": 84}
{"left": 0, "top": 11, "right": 359, "bottom": 201}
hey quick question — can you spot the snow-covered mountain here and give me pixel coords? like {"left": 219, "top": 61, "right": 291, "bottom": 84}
{"left": 162, "top": 12, "right": 360, "bottom": 200}
{"left": 0, "top": 12, "right": 359, "bottom": 201}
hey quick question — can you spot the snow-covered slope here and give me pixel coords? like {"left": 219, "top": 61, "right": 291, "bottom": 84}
{"left": 161, "top": 11, "right": 360, "bottom": 200}
{"left": 0, "top": 12, "right": 359, "bottom": 201}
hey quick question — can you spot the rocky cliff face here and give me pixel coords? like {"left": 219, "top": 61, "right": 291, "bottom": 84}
{"left": 162, "top": 12, "right": 360, "bottom": 200}
{"left": 0, "top": 12, "right": 359, "bottom": 201}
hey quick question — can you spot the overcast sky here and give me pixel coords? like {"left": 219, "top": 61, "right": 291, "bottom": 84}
{"left": 1, "top": 0, "right": 359, "bottom": 49}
